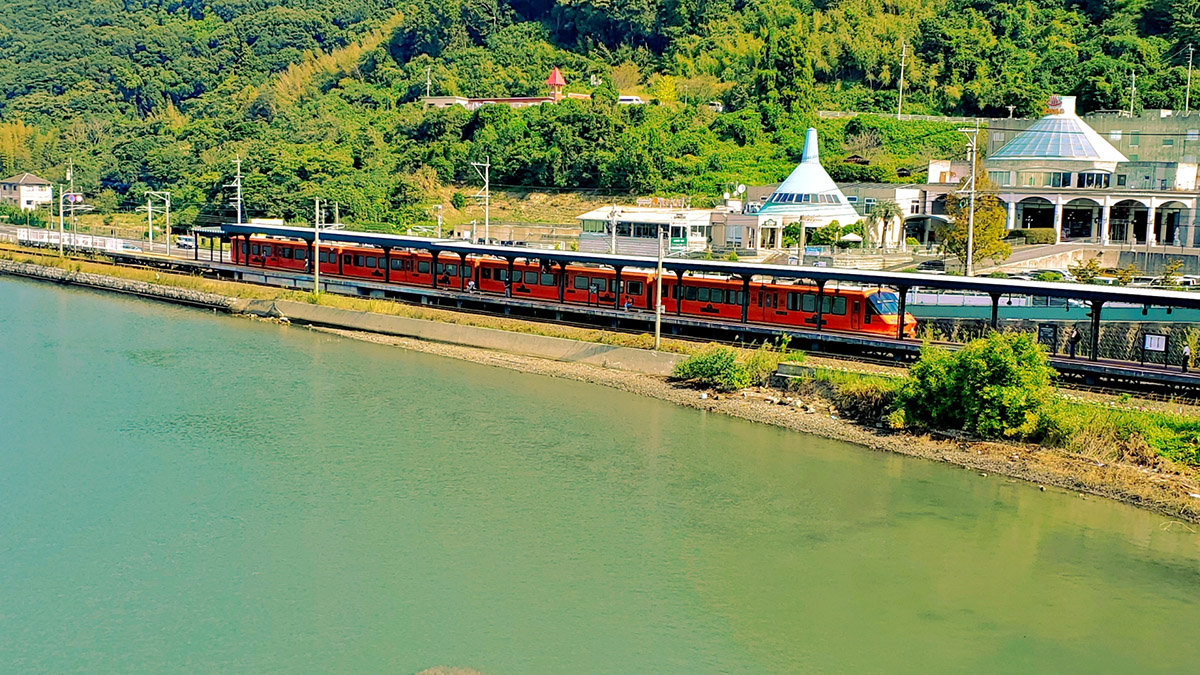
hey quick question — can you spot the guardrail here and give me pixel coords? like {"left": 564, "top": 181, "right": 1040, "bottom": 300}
{"left": 16, "top": 228, "right": 126, "bottom": 253}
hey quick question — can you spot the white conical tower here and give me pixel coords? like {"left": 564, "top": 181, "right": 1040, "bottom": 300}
{"left": 757, "top": 128, "right": 861, "bottom": 223}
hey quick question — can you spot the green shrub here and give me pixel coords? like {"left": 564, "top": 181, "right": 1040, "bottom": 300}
{"left": 1014, "top": 228, "right": 1056, "bottom": 245}
{"left": 905, "top": 237, "right": 920, "bottom": 247}
{"left": 832, "top": 377, "right": 903, "bottom": 420}
{"left": 899, "top": 332, "right": 1057, "bottom": 440}
{"left": 450, "top": 192, "right": 467, "bottom": 209}
{"left": 672, "top": 345, "right": 751, "bottom": 391}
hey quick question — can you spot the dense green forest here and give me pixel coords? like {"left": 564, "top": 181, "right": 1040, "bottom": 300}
{"left": 0, "top": 0, "right": 1196, "bottom": 228}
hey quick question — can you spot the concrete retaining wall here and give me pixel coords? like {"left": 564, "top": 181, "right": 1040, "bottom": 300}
{"left": 0, "top": 258, "right": 237, "bottom": 309}
{"left": 241, "top": 299, "right": 686, "bottom": 376}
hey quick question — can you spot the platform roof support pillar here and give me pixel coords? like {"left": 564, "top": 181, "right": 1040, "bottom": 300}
{"left": 674, "top": 270, "right": 684, "bottom": 315}
{"left": 505, "top": 257, "right": 514, "bottom": 297}
{"left": 1089, "top": 300, "right": 1104, "bottom": 362}
{"left": 430, "top": 250, "right": 440, "bottom": 289}
{"left": 740, "top": 275, "right": 751, "bottom": 323}
{"left": 457, "top": 252, "right": 467, "bottom": 291}
{"left": 557, "top": 261, "right": 567, "bottom": 303}
{"left": 989, "top": 292, "right": 1001, "bottom": 330}
{"left": 897, "top": 285, "right": 909, "bottom": 340}
{"left": 383, "top": 246, "right": 391, "bottom": 283}
{"left": 815, "top": 279, "right": 827, "bottom": 332}
{"left": 613, "top": 266, "right": 623, "bottom": 309}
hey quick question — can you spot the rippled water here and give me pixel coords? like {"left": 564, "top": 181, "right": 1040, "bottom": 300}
{"left": 2, "top": 277, "right": 1199, "bottom": 673}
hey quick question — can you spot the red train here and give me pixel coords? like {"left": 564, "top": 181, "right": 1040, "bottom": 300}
{"left": 232, "top": 236, "right": 916, "bottom": 337}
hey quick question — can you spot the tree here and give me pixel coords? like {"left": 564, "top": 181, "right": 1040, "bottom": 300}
{"left": 808, "top": 220, "right": 843, "bottom": 246}
{"left": 871, "top": 199, "right": 904, "bottom": 250}
{"left": 938, "top": 178, "right": 1011, "bottom": 272}
{"left": 1115, "top": 262, "right": 1140, "bottom": 285}
{"left": 1162, "top": 258, "right": 1185, "bottom": 286}
{"left": 1068, "top": 255, "right": 1102, "bottom": 284}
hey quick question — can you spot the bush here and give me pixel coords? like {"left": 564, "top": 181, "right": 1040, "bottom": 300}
{"left": 899, "top": 332, "right": 1057, "bottom": 440}
{"left": 905, "top": 237, "right": 920, "bottom": 247}
{"left": 450, "top": 192, "right": 467, "bottom": 209}
{"left": 672, "top": 345, "right": 752, "bottom": 391}
{"left": 1012, "top": 228, "right": 1056, "bottom": 245}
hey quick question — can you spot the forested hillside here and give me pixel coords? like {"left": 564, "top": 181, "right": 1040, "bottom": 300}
{"left": 0, "top": 0, "right": 1195, "bottom": 229}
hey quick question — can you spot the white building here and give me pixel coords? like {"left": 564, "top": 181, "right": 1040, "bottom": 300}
{"left": 715, "top": 129, "right": 864, "bottom": 250}
{"left": 0, "top": 173, "right": 52, "bottom": 211}
{"left": 576, "top": 204, "right": 712, "bottom": 256}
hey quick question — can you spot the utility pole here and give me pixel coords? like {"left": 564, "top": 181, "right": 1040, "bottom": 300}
{"left": 67, "top": 159, "right": 75, "bottom": 244}
{"left": 147, "top": 191, "right": 171, "bottom": 255}
{"left": 314, "top": 197, "right": 321, "bottom": 293}
{"left": 432, "top": 204, "right": 443, "bottom": 238}
{"left": 225, "top": 156, "right": 244, "bottom": 225}
{"left": 897, "top": 42, "right": 907, "bottom": 116}
{"left": 654, "top": 224, "right": 665, "bottom": 350}
{"left": 57, "top": 184, "right": 64, "bottom": 256}
{"left": 426, "top": 66, "right": 432, "bottom": 98}
{"left": 1188, "top": 44, "right": 1195, "bottom": 115}
{"left": 145, "top": 195, "right": 154, "bottom": 247}
{"left": 471, "top": 159, "right": 490, "bottom": 244}
{"left": 608, "top": 205, "right": 618, "bottom": 254}
{"left": 957, "top": 121, "right": 980, "bottom": 276}
{"left": 1129, "top": 71, "right": 1137, "bottom": 118}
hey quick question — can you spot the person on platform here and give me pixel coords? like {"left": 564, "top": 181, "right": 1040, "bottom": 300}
{"left": 1068, "top": 327, "right": 1081, "bottom": 359}
{"left": 623, "top": 298, "right": 633, "bottom": 312}
{"left": 467, "top": 279, "right": 477, "bottom": 293}
{"left": 1184, "top": 344, "right": 1191, "bottom": 373}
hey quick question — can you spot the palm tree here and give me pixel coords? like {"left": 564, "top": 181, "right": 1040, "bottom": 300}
{"left": 873, "top": 199, "right": 904, "bottom": 251}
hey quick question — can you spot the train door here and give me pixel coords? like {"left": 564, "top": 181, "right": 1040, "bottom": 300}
{"left": 851, "top": 299, "right": 861, "bottom": 330}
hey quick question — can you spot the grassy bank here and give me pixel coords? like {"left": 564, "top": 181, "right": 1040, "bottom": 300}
{"left": 0, "top": 245, "right": 705, "bottom": 354}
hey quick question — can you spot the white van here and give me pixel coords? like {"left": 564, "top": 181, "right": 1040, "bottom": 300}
{"left": 176, "top": 235, "right": 196, "bottom": 249}
{"left": 618, "top": 95, "right": 646, "bottom": 105}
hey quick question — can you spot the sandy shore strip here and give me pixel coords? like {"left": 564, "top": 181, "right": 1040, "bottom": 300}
{"left": 302, "top": 322, "right": 1200, "bottom": 523}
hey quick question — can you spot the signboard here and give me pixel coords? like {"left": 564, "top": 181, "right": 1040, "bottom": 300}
{"left": 1047, "top": 95, "right": 1064, "bottom": 115}
{"left": 1144, "top": 334, "right": 1167, "bottom": 352}
{"left": 804, "top": 246, "right": 822, "bottom": 256}
{"left": 1037, "top": 324, "right": 1058, "bottom": 354}
{"left": 669, "top": 237, "right": 687, "bottom": 251}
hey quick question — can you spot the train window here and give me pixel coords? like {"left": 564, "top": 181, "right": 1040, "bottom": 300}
{"left": 802, "top": 294, "right": 816, "bottom": 312}
{"left": 263, "top": 245, "right": 273, "bottom": 257}
{"left": 251, "top": 244, "right": 260, "bottom": 255}
{"left": 832, "top": 296, "right": 848, "bottom": 315}
{"left": 463, "top": 265, "right": 472, "bottom": 277}
{"left": 786, "top": 292, "right": 800, "bottom": 311}
{"left": 729, "top": 290, "right": 743, "bottom": 306}
{"left": 521, "top": 271, "right": 535, "bottom": 285}
{"left": 405, "top": 260, "right": 413, "bottom": 271}
{"left": 436, "top": 263, "right": 444, "bottom": 274}
{"left": 342, "top": 254, "right": 352, "bottom": 265}
{"left": 365, "top": 257, "right": 376, "bottom": 268}
{"left": 574, "top": 275, "right": 589, "bottom": 290}
{"left": 541, "top": 273, "right": 555, "bottom": 286}
{"left": 417, "top": 261, "right": 430, "bottom": 273}
{"left": 626, "top": 281, "right": 643, "bottom": 296}
{"left": 685, "top": 286, "right": 698, "bottom": 301}
{"left": 482, "top": 268, "right": 492, "bottom": 280}
{"left": 391, "top": 259, "right": 402, "bottom": 270}
{"left": 869, "top": 292, "right": 898, "bottom": 315}
{"left": 671, "top": 286, "right": 680, "bottom": 299}
{"left": 280, "top": 248, "right": 292, "bottom": 259}
{"left": 445, "top": 264, "right": 457, "bottom": 276}
{"left": 697, "top": 287, "right": 711, "bottom": 303}
{"left": 349, "top": 255, "right": 360, "bottom": 267}
{"left": 497, "top": 269, "right": 508, "bottom": 282}
{"left": 295, "top": 249, "right": 306, "bottom": 261}
{"left": 710, "top": 288, "right": 725, "bottom": 304}
{"left": 592, "top": 277, "right": 608, "bottom": 292}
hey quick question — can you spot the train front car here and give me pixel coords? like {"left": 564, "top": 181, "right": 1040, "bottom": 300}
{"left": 862, "top": 289, "right": 917, "bottom": 338}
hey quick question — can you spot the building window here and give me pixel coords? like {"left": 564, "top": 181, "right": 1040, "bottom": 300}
{"left": 1189, "top": 130, "right": 1199, "bottom": 142}
{"left": 846, "top": 196, "right": 858, "bottom": 204}
{"left": 1076, "top": 172, "right": 1111, "bottom": 188}
{"left": 910, "top": 201, "right": 920, "bottom": 214}
{"left": 1116, "top": 175, "right": 1127, "bottom": 187}
{"left": 1164, "top": 138, "right": 1175, "bottom": 147}
{"left": 987, "top": 170, "right": 1011, "bottom": 186}
{"left": 992, "top": 132, "right": 1004, "bottom": 142}
{"left": 1109, "top": 130, "right": 1122, "bottom": 141}
{"left": 1130, "top": 131, "right": 1140, "bottom": 147}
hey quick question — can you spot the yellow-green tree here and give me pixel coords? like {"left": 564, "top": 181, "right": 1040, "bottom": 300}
{"left": 938, "top": 178, "right": 1011, "bottom": 271}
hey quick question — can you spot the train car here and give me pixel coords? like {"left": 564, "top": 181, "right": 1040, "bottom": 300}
{"left": 232, "top": 236, "right": 915, "bottom": 338}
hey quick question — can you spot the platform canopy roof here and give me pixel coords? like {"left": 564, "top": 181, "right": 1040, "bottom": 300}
{"left": 989, "top": 96, "right": 1128, "bottom": 165}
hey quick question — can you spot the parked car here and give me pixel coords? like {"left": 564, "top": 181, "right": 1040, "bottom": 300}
{"left": 916, "top": 259, "right": 945, "bottom": 271}
{"left": 617, "top": 95, "right": 646, "bottom": 105}
{"left": 175, "top": 235, "right": 196, "bottom": 249}
{"left": 120, "top": 242, "right": 142, "bottom": 252}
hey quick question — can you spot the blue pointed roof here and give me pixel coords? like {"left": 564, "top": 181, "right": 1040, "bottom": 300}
{"left": 989, "top": 96, "right": 1127, "bottom": 164}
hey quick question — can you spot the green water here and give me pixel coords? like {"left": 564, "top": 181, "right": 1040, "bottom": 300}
{"left": 2, "top": 277, "right": 1200, "bottom": 673}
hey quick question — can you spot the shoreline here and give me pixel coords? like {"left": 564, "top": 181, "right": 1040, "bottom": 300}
{"left": 4, "top": 252, "right": 1199, "bottom": 522}
{"left": 305, "top": 323, "right": 1200, "bottom": 523}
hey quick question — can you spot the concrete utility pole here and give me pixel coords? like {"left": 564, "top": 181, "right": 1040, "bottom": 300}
{"left": 67, "top": 159, "right": 75, "bottom": 244}
{"left": 145, "top": 195, "right": 154, "bottom": 247}
{"left": 471, "top": 159, "right": 490, "bottom": 244}
{"left": 314, "top": 197, "right": 321, "bottom": 293}
{"left": 57, "top": 184, "right": 64, "bottom": 256}
{"left": 1188, "top": 44, "right": 1195, "bottom": 115}
{"left": 897, "top": 42, "right": 907, "bottom": 116}
{"left": 654, "top": 224, "right": 665, "bottom": 350}
{"left": 432, "top": 204, "right": 443, "bottom": 238}
{"left": 957, "top": 121, "right": 980, "bottom": 276}
{"left": 1129, "top": 71, "right": 1137, "bottom": 118}
{"left": 426, "top": 66, "right": 432, "bottom": 98}
{"left": 608, "top": 205, "right": 619, "bottom": 254}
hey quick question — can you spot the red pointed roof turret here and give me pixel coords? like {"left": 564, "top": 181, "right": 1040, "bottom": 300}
{"left": 546, "top": 67, "right": 566, "bottom": 88}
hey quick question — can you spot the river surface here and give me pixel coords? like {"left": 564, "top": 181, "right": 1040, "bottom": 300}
{"left": 2, "top": 277, "right": 1200, "bottom": 673}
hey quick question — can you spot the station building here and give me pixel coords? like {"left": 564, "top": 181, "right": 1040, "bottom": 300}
{"left": 576, "top": 200, "right": 713, "bottom": 256}
{"left": 917, "top": 96, "right": 1199, "bottom": 247}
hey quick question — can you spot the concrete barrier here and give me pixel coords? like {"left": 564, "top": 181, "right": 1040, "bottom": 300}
{"left": 0, "top": 258, "right": 237, "bottom": 309}
{"left": 250, "top": 299, "right": 685, "bottom": 376}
